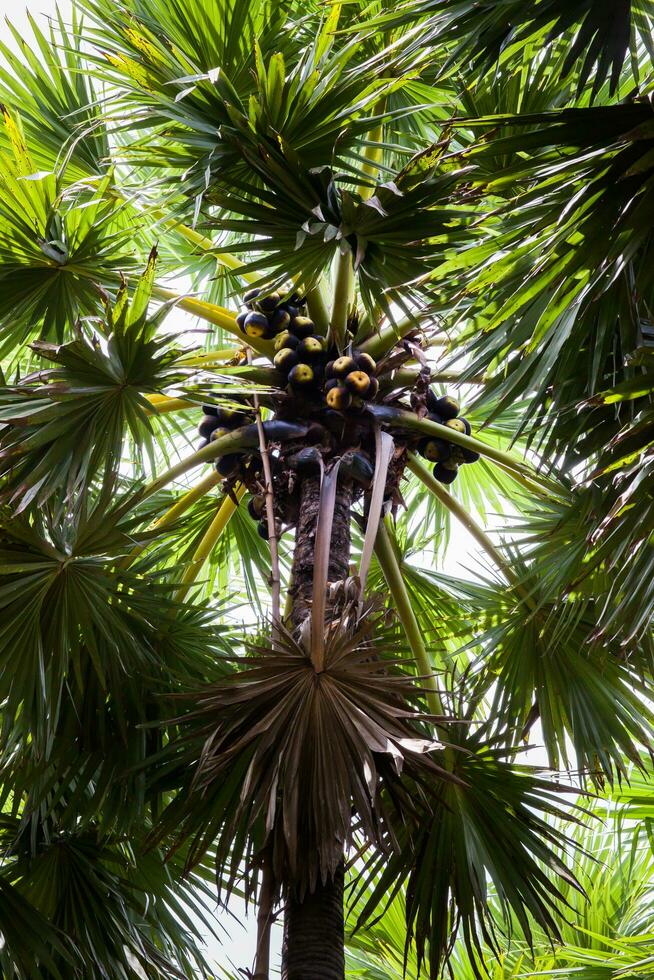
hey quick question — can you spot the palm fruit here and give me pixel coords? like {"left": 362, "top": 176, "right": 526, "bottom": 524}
{"left": 209, "top": 426, "right": 231, "bottom": 441}
{"left": 287, "top": 363, "right": 315, "bottom": 388}
{"left": 274, "top": 348, "right": 299, "bottom": 373}
{"left": 433, "top": 462, "right": 458, "bottom": 485}
{"left": 289, "top": 315, "right": 315, "bottom": 339}
{"left": 197, "top": 437, "right": 209, "bottom": 450}
{"left": 449, "top": 447, "right": 466, "bottom": 466}
{"left": 215, "top": 453, "right": 244, "bottom": 477}
{"left": 203, "top": 406, "right": 248, "bottom": 428}
{"left": 430, "top": 394, "right": 460, "bottom": 420}
{"left": 446, "top": 417, "right": 470, "bottom": 435}
{"left": 248, "top": 495, "right": 266, "bottom": 520}
{"left": 274, "top": 330, "right": 299, "bottom": 352}
{"left": 243, "top": 287, "right": 261, "bottom": 305}
{"left": 198, "top": 415, "right": 221, "bottom": 440}
{"left": 236, "top": 311, "right": 248, "bottom": 332}
{"left": 297, "top": 336, "right": 327, "bottom": 360}
{"left": 258, "top": 291, "right": 281, "bottom": 312}
{"left": 257, "top": 520, "right": 270, "bottom": 540}
{"left": 344, "top": 370, "right": 371, "bottom": 396}
{"left": 355, "top": 352, "right": 376, "bottom": 375}
{"left": 340, "top": 451, "right": 374, "bottom": 486}
{"left": 332, "top": 355, "right": 357, "bottom": 378}
{"left": 288, "top": 446, "right": 322, "bottom": 473}
{"left": 418, "top": 437, "right": 451, "bottom": 463}
{"left": 325, "top": 385, "right": 352, "bottom": 410}
{"left": 243, "top": 312, "right": 270, "bottom": 339}
{"left": 364, "top": 376, "right": 379, "bottom": 401}
{"left": 325, "top": 377, "right": 340, "bottom": 392}
{"left": 270, "top": 307, "right": 291, "bottom": 332}
{"left": 461, "top": 447, "right": 481, "bottom": 464}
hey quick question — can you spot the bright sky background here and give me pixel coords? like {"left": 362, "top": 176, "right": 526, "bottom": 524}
{"left": 0, "top": 3, "right": 546, "bottom": 977}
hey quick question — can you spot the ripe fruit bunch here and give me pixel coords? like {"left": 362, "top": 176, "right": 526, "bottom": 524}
{"left": 416, "top": 390, "right": 480, "bottom": 485}
{"left": 237, "top": 288, "right": 308, "bottom": 341}
{"left": 323, "top": 351, "right": 378, "bottom": 411}
{"left": 197, "top": 403, "right": 258, "bottom": 479}
{"left": 272, "top": 318, "right": 329, "bottom": 391}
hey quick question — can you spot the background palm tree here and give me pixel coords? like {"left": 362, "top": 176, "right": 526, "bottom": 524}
{"left": 1, "top": 1, "right": 654, "bottom": 977}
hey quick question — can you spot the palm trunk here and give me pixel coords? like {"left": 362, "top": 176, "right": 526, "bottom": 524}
{"left": 281, "top": 472, "right": 352, "bottom": 980}
{"left": 282, "top": 865, "right": 345, "bottom": 980}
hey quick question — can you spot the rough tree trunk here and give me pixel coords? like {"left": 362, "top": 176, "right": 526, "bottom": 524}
{"left": 281, "top": 472, "right": 352, "bottom": 980}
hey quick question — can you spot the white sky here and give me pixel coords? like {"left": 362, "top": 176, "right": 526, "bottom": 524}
{"left": 0, "top": 3, "right": 549, "bottom": 977}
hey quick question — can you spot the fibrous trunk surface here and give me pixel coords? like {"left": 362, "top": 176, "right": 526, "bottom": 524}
{"left": 282, "top": 472, "right": 351, "bottom": 980}
{"left": 282, "top": 864, "right": 345, "bottom": 980}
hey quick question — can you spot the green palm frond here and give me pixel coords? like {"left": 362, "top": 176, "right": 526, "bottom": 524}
{"left": 355, "top": 720, "right": 582, "bottom": 980}
{"left": 0, "top": 253, "right": 185, "bottom": 507}
{"left": 358, "top": 0, "right": 653, "bottom": 96}
{"left": 0, "top": 8, "right": 110, "bottom": 181}
{"left": 0, "top": 816, "right": 216, "bottom": 979}
{"left": 457, "top": 557, "right": 654, "bottom": 779}
{"left": 0, "top": 111, "right": 142, "bottom": 352}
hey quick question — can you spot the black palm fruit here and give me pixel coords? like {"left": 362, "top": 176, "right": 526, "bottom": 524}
{"left": 325, "top": 385, "right": 352, "bottom": 410}
{"left": 433, "top": 462, "right": 458, "bottom": 485}
{"left": 248, "top": 495, "right": 266, "bottom": 520}
{"left": 258, "top": 291, "right": 281, "bottom": 312}
{"left": 210, "top": 426, "right": 231, "bottom": 442}
{"left": 274, "top": 348, "right": 299, "bottom": 373}
{"left": 344, "top": 370, "right": 371, "bottom": 396}
{"left": 289, "top": 316, "right": 315, "bottom": 339}
{"left": 355, "top": 352, "right": 376, "bottom": 375}
{"left": 198, "top": 414, "right": 221, "bottom": 440}
{"left": 257, "top": 520, "right": 270, "bottom": 540}
{"left": 288, "top": 363, "right": 315, "bottom": 388}
{"left": 332, "top": 355, "right": 357, "bottom": 378}
{"left": 461, "top": 447, "right": 481, "bottom": 464}
{"left": 204, "top": 406, "right": 249, "bottom": 428}
{"left": 446, "top": 417, "right": 469, "bottom": 435}
{"left": 418, "top": 437, "right": 451, "bottom": 463}
{"left": 364, "top": 376, "right": 379, "bottom": 400}
{"left": 236, "top": 311, "right": 248, "bottom": 332}
{"left": 215, "top": 453, "right": 244, "bottom": 477}
{"left": 325, "top": 377, "right": 340, "bottom": 392}
{"left": 243, "top": 312, "right": 270, "bottom": 339}
{"left": 288, "top": 446, "right": 322, "bottom": 473}
{"left": 341, "top": 451, "right": 374, "bottom": 486}
{"left": 431, "top": 394, "right": 460, "bottom": 420}
{"left": 297, "top": 336, "right": 327, "bottom": 359}
{"left": 449, "top": 447, "right": 466, "bottom": 466}
{"left": 197, "top": 437, "right": 209, "bottom": 450}
{"left": 325, "top": 360, "right": 336, "bottom": 379}
{"left": 243, "top": 287, "right": 261, "bottom": 305}
{"left": 274, "top": 330, "right": 299, "bottom": 352}
{"left": 270, "top": 308, "right": 291, "bottom": 332}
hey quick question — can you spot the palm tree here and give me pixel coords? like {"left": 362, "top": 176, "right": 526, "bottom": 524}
{"left": 1, "top": 1, "right": 654, "bottom": 977}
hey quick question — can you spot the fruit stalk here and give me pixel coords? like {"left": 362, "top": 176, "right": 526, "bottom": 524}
{"left": 330, "top": 249, "right": 353, "bottom": 352}
{"left": 175, "top": 485, "right": 245, "bottom": 600}
{"left": 374, "top": 518, "right": 443, "bottom": 717}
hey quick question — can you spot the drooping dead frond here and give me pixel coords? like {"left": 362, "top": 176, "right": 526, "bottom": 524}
{"left": 151, "top": 615, "right": 454, "bottom": 898}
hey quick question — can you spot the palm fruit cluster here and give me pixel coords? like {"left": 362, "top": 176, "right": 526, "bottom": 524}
{"left": 197, "top": 403, "right": 258, "bottom": 479}
{"left": 237, "top": 287, "right": 307, "bottom": 341}
{"left": 416, "top": 390, "right": 480, "bottom": 485}
{"left": 273, "top": 325, "right": 379, "bottom": 411}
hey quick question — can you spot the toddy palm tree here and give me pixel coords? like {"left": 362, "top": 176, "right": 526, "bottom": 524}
{"left": 1, "top": 1, "right": 654, "bottom": 977}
